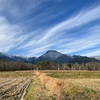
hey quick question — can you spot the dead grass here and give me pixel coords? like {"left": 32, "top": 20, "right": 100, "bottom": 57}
{"left": 25, "top": 76, "right": 56, "bottom": 100}
{"left": 0, "top": 70, "right": 100, "bottom": 100}
{"left": 35, "top": 71, "right": 100, "bottom": 100}
{"left": 0, "top": 71, "right": 34, "bottom": 100}
{"left": 36, "top": 71, "right": 63, "bottom": 100}
{"left": 63, "top": 79, "right": 100, "bottom": 91}
{"left": 46, "top": 70, "right": 100, "bottom": 79}
{"left": 0, "top": 71, "right": 35, "bottom": 78}
{"left": 0, "top": 78, "right": 31, "bottom": 100}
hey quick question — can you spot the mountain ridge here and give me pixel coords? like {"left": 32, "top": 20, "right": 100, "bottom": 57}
{"left": 0, "top": 50, "right": 100, "bottom": 63}
{"left": 92, "top": 56, "right": 100, "bottom": 60}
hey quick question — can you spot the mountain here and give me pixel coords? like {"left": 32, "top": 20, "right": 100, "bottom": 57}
{"left": 0, "top": 52, "right": 14, "bottom": 61}
{"left": 0, "top": 51, "right": 100, "bottom": 63}
{"left": 0, "top": 52, "right": 34, "bottom": 62}
{"left": 39, "top": 50, "right": 63, "bottom": 60}
{"left": 70, "top": 55, "right": 100, "bottom": 63}
{"left": 10, "top": 55, "right": 29, "bottom": 62}
{"left": 28, "top": 57, "right": 37, "bottom": 63}
{"left": 92, "top": 56, "right": 100, "bottom": 60}
{"left": 36, "top": 50, "right": 100, "bottom": 63}
{"left": 37, "top": 50, "right": 73, "bottom": 62}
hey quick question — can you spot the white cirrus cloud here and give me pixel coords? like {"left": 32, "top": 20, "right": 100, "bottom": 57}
{"left": 0, "top": 16, "right": 26, "bottom": 52}
{"left": 0, "top": 2, "right": 100, "bottom": 57}
{"left": 17, "top": 5, "right": 100, "bottom": 56}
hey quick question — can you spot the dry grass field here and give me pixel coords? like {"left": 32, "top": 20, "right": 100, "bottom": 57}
{"left": 44, "top": 70, "right": 100, "bottom": 100}
{"left": 0, "top": 78, "right": 31, "bottom": 100}
{"left": 0, "top": 70, "right": 100, "bottom": 100}
{"left": 0, "top": 71, "right": 34, "bottom": 100}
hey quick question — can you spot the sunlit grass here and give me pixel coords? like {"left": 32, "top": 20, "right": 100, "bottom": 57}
{"left": 0, "top": 70, "right": 100, "bottom": 100}
{"left": 46, "top": 70, "right": 100, "bottom": 79}
{"left": 0, "top": 71, "right": 35, "bottom": 78}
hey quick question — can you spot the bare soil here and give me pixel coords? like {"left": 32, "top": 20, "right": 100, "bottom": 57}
{"left": 0, "top": 78, "right": 31, "bottom": 100}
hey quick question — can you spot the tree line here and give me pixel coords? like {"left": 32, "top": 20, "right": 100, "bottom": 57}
{"left": 0, "top": 60, "right": 34, "bottom": 71}
{"left": 0, "top": 60, "right": 100, "bottom": 71}
{"left": 36, "top": 61, "right": 100, "bottom": 70}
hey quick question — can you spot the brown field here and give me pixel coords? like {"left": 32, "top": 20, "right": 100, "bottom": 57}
{"left": 0, "top": 78, "right": 31, "bottom": 100}
{"left": 33, "top": 71, "right": 100, "bottom": 100}
{"left": 0, "top": 70, "right": 100, "bottom": 100}
{"left": 0, "top": 71, "right": 33, "bottom": 100}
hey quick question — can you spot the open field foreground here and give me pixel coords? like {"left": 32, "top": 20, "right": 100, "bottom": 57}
{"left": 0, "top": 78, "right": 31, "bottom": 100}
{"left": 0, "top": 71, "right": 33, "bottom": 100}
{"left": 0, "top": 70, "right": 100, "bottom": 100}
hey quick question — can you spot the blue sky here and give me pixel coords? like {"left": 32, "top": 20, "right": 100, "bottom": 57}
{"left": 0, "top": 0, "right": 100, "bottom": 57}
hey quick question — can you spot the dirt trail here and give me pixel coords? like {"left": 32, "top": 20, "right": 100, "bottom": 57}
{"left": 35, "top": 71, "right": 65, "bottom": 100}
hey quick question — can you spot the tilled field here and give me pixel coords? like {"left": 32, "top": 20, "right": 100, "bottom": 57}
{"left": 0, "top": 78, "right": 31, "bottom": 100}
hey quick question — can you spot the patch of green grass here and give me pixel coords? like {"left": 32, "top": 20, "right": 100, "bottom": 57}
{"left": 47, "top": 71, "right": 100, "bottom": 79}
{"left": 25, "top": 79, "right": 35, "bottom": 100}
{"left": 82, "top": 87, "right": 96, "bottom": 94}
{"left": 63, "top": 86, "right": 100, "bottom": 100}
{"left": 25, "top": 77, "right": 54, "bottom": 100}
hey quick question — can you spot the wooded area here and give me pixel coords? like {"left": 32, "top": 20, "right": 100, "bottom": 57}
{"left": 0, "top": 60, "right": 34, "bottom": 71}
{"left": 0, "top": 60, "right": 100, "bottom": 71}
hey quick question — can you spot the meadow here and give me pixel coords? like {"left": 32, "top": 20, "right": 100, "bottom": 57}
{"left": 0, "top": 70, "right": 100, "bottom": 100}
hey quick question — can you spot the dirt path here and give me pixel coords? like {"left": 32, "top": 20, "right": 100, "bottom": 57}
{"left": 35, "top": 71, "right": 65, "bottom": 100}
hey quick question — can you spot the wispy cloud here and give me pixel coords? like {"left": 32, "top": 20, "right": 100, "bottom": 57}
{"left": 80, "top": 49, "right": 100, "bottom": 57}
{"left": 59, "top": 26, "right": 100, "bottom": 53}
{"left": 0, "top": 16, "right": 26, "bottom": 52}
{"left": 0, "top": 1, "right": 100, "bottom": 57}
{"left": 16, "top": 5, "right": 100, "bottom": 56}
{"left": 0, "top": 0, "right": 44, "bottom": 17}
{"left": 0, "top": 0, "right": 61, "bottom": 18}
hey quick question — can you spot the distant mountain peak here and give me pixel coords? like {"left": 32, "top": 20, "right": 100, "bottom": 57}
{"left": 42, "top": 50, "right": 62, "bottom": 60}
{"left": 0, "top": 51, "right": 100, "bottom": 63}
{"left": 46, "top": 50, "right": 61, "bottom": 53}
